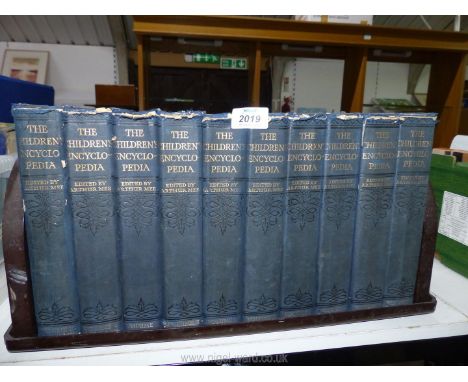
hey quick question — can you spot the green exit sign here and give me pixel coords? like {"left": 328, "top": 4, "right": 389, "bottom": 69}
{"left": 220, "top": 57, "right": 248, "bottom": 70}
{"left": 185, "top": 53, "right": 220, "bottom": 64}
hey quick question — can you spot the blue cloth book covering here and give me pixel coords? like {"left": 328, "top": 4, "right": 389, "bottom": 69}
{"left": 12, "top": 104, "right": 80, "bottom": 336}
{"left": 64, "top": 108, "right": 123, "bottom": 334}
{"left": 10, "top": 105, "right": 438, "bottom": 335}
{"left": 202, "top": 114, "right": 246, "bottom": 325}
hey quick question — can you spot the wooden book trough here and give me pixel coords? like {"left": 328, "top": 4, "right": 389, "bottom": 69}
{"left": 3, "top": 161, "right": 437, "bottom": 352}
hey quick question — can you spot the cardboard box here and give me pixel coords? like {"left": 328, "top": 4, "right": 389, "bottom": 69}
{"left": 432, "top": 147, "right": 468, "bottom": 163}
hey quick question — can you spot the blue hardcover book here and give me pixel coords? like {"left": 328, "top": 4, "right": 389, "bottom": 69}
{"left": 243, "top": 114, "right": 289, "bottom": 322}
{"left": 316, "top": 114, "right": 362, "bottom": 314}
{"left": 64, "top": 108, "right": 123, "bottom": 333}
{"left": 383, "top": 113, "right": 437, "bottom": 306}
{"left": 157, "top": 110, "right": 205, "bottom": 328}
{"left": 280, "top": 113, "right": 327, "bottom": 318}
{"left": 349, "top": 115, "right": 400, "bottom": 311}
{"left": 113, "top": 110, "right": 162, "bottom": 330}
{"left": 202, "top": 114, "right": 247, "bottom": 325}
{"left": 12, "top": 104, "right": 81, "bottom": 336}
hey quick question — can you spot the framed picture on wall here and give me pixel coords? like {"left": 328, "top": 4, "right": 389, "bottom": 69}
{"left": 1, "top": 49, "right": 49, "bottom": 84}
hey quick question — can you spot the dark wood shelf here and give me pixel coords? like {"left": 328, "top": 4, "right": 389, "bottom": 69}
{"left": 132, "top": 16, "right": 468, "bottom": 147}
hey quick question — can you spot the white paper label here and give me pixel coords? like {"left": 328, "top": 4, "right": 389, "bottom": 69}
{"left": 231, "top": 107, "right": 269, "bottom": 129}
{"left": 438, "top": 191, "right": 468, "bottom": 247}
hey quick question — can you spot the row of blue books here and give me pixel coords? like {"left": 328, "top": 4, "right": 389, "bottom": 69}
{"left": 12, "top": 104, "right": 437, "bottom": 336}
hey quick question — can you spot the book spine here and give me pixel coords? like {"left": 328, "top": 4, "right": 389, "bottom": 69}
{"left": 384, "top": 114, "right": 436, "bottom": 306}
{"left": 243, "top": 114, "right": 289, "bottom": 322}
{"left": 349, "top": 115, "right": 400, "bottom": 310}
{"left": 280, "top": 114, "right": 327, "bottom": 318}
{"left": 158, "top": 111, "right": 204, "bottom": 328}
{"left": 12, "top": 105, "right": 81, "bottom": 336}
{"left": 114, "top": 112, "right": 162, "bottom": 330}
{"left": 202, "top": 114, "right": 247, "bottom": 325}
{"left": 64, "top": 110, "right": 123, "bottom": 333}
{"left": 316, "top": 114, "right": 362, "bottom": 314}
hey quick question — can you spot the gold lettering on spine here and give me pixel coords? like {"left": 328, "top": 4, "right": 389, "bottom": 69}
{"left": 248, "top": 181, "right": 283, "bottom": 193}
{"left": 397, "top": 175, "right": 428, "bottom": 185}
{"left": 204, "top": 143, "right": 241, "bottom": 151}
{"left": 68, "top": 126, "right": 109, "bottom": 173}
{"left": 249, "top": 155, "right": 284, "bottom": 163}
{"left": 67, "top": 139, "right": 112, "bottom": 148}
{"left": 299, "top": 132, "right": 317, "bottom": 140}
{"left": 205, "top": 126, "right": 243, "bottom": 176}
{"left": 75, "top": 163, "right": 105, "bottom": 172}
{"left": 361, "top": 125, "right": 397, "bottom": 172}
{"left": 116, "top": 140, "right": 157, "bottom": 149}
{"left": 161, "top": 182, "right": 199, "bottom": 193}
{"left": 361, "top": 176, "right": 393, "bottom": 188}
{"left": 20, "top": 137, "right": 61, "bottom": 146}
{"left": 288, "top": 179, "right": 321, "bottom": 191}
{"left": 22, "top": 124, "right": 60, "bottom": 170}
{"left": 324, "top": 126, "right": 360, "bottom": 173}
{"left": 26, "top": 162, "right": 57, "bottom": 170}
{"left": 160, "top": 142, "right": 199, "bottom": 150}
{"left": 204, "top": 154, "right": 242, "bottom": 163}
{"left": 22, "top": 149, "right": 60, "bottom": 158}
{"left": 68, "top": 152, "right": 110, "bottom": 160}
{"left": 215, "top": 131, "right": 233, "bottom": 140}
{"left": 119, "top": 180, "right": 156, "bottom": 192}
{"left": 247, "top": 124, "right": 283, "bottom": 188}
{"left": 170, "top": 130, "right": 189, "bottom": 139}
{"left": 288, "top": 143, "right": 324, "bottom": 151}
{"left": 260, "top": 132, "right": 277, "bottom": 141}
{"left": 70, "top": 180, "right": 111, "bottom": 193}
{"left": 160, "top": 128, "right": 199, "bottom": 175}
{"left": 249, "top": 143, "right": 284, "bottom": 151}
{"left": 287, "top": 126, "right": 324, "bottom": 174}
{"left": 24, "top": 178, "right": 63, "bottom": 192}
{"left": 161, "top": 154, "right": 198, "bottom": 162}
{"left": 325, "top": 153, "right": 359, "bottom": 160}
{"left": 326, "top": 142, "right": 359, "bottom": 150}
{"left": 336, "top": 131, "right": 351, "bottom": 139}
{"left": 116, "top": 126, "right": 156, "bottom": 174}
{"left": 211, "top": 166, "right": 237, "bottom": 174}
{"left": 204, "top": 181, "right": 240, "bottom": 193}
{"left": 402, "top": 160, "right": 425, "bottom": 168}
{"left": 26, "top": 124, "right": 48, "bottom": 134}
{"left": 122, "top": 164, "right": 151, "bottom": 172}
{"left": 398, "top": 140, "right": 430, "bottom": 148}
{"left": 115, "top": 152, "right": 155, "bottom": 161}
{"left": 325, "top": 177, "right": 356, "bottom": 190}
{"left": 397, "top": 126, "right": 431, "bottom": 169}
{"left": 363, "top": 141, "right": 396, "bottom": 149}
{"left": 125, "top": 128, "right": 144, "bottom": 137}
{"left": 411, "top": 130, "right": 425, "bottom": 138}
{"left": 77, "top": 127, "right": 97, "bottom": 136}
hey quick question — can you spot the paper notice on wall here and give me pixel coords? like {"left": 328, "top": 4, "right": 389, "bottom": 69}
{"left": 438, "top": 191, "right": 468, "bottom": 247}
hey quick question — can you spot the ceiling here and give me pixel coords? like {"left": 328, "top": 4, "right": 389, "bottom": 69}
{"left": 373, "top": 15, "right": 468, "bottom": 31}
{"left": 0, "top": 16, "right": 466, "bottom": 50}
{"left": 0, "top": 16, "right": 115, "bottom": 46}
{"left": 253, "top": 15, "right": 468, "bottom": 31}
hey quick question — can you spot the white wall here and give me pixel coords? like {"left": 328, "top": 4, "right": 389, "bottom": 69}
{"left": 0, "top": 42, "right": 117, "bottom": 106}
{"left": 282, "top": 58, "right": 344, "bottom": 112}
{"left": 282, "top": 58, "right": 413, "bottom": 112}
{"left": 416, "top": 64, "right": 468, "bottom": 95}
{"left": 364, "top": 62, "right": 410, "bottom": 104}
{"left": 415, "top": 65, "right": 431, "bottom": 95}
